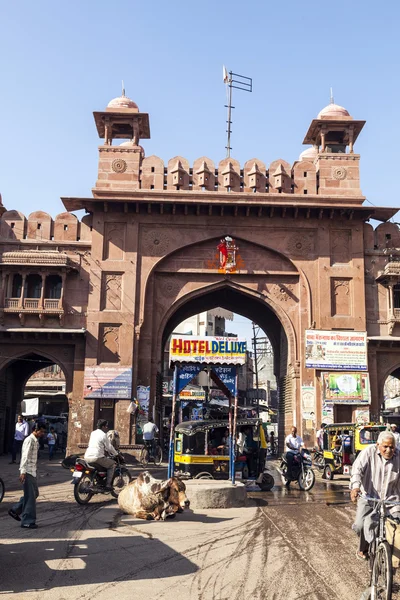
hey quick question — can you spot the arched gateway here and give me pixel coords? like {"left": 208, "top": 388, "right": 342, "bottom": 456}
{"left": 0, "top": 91, "right": 398, "bottom": 456}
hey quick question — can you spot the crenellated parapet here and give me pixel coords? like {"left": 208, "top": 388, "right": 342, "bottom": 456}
{"left": 0, "top": 210, "right": 92, "bottom": 243}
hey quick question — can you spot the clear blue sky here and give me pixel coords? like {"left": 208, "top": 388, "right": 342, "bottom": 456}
{"left": 1, "top": 1, "right": 400, "bottom": 218}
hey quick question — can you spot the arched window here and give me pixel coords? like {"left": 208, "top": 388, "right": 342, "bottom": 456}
{"left": 45, "top": 275, "right": 62, "bottom": 299}
{"left": 11, "top": 274, "right": 22, "bottom": 297}
{"left": 25, "top": 274, "right": 42, "bottom": 298}
{"left": 394, "top": 284, "right": 400, "bottom": 310}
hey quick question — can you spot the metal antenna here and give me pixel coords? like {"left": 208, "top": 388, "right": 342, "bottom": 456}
{"left": 223, "top": 66, "right": 252, "bottom": 157}
{"left": 330, "top": 87, "right": 334, "bottom": 104}
{"left": 122, "top": 80, "right": 125, "bottom": 97}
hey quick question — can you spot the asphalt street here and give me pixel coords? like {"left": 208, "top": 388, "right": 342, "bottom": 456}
{"left": 0, "top": 455, "right": 398, "bottom": 600}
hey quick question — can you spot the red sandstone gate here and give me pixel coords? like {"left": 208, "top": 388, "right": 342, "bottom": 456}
{"left": 0, "top": 90, "right": 398, "bottom": 456}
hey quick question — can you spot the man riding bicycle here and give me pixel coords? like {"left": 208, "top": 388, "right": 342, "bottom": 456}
{"left": 350, "top": 430, "right": 400, "bottom": 560}
{"left": 142, "top": 417, "right": 159, "bottom": 456}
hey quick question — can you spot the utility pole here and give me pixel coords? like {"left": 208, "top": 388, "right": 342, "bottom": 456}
{"left": 252, "top": 322, "right": 260, "bottom": 417}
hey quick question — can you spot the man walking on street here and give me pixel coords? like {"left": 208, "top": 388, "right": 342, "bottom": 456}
{"left": 8, "top": 423, "right": 47, "bottom": 529}
{"left": 84, "top": 420, "right": 118, "bottom": 490}
{"left": 10, "top": 415, "right": 29, "bottom": 464}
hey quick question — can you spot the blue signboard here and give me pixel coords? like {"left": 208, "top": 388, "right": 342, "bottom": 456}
{"left": 211, "top": 366, "right": 237, "bottom": 396}
{"left": 177, "top": 365, "right": 203, "bottom": 394}
{"left": 84, "top": 367, "right": 132, "bottom": 399}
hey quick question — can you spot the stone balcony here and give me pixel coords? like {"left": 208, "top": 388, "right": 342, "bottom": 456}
{"left": 376, "top": 262, "right": 400, "bottom": 282}
{"left": 4, "top": 297, "right": 63, "bottom": 313}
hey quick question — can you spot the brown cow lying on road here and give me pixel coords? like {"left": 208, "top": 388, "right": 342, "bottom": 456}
{"left": 118, "top": 471, "right": 190, "bottom": 520}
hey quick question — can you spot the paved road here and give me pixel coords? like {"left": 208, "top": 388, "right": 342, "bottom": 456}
{"left": 0, "top": 456, "right": 397, "bottom": 600}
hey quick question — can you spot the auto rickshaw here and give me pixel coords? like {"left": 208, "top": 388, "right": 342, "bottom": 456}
{"left": 173, "top": 417, "right": 275, "bottom": 491}
{"left": 322, "top": 422, "right": 387, "bottom": 480}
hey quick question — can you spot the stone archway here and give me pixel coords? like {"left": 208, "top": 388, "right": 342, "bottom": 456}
{"left": 0, "top": 336, "right": 83, "bottom": 455}
{"left": 136, "top": 235, "right": 304, "bottom": 440}
{"left": 155, "top": 281, "right": 298, "bottom": 442}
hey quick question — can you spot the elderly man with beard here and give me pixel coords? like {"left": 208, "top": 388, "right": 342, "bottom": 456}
{"left": 350, "top": 430, "right": 400, "bottom": 560}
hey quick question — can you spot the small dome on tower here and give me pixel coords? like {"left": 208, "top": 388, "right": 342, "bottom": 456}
{"left": 107, "top": 93, "right": 139, "bottom": 111}
{"left": 317, "top": 103, "right": 352, "bottom": 120}
{"left": 299, "top": 146, "right": 318, "bottom": 161}
{"left": 119, "top": 140, "right": 145, "bottom": 157}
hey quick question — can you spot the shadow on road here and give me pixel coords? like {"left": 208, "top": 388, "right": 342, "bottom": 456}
{"left": 0, "top": 533, "right": 198, "bottom": 594}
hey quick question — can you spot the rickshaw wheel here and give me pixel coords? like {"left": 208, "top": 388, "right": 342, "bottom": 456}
{"left": 324, "top": 464, "right": 334, "bottom": 480}
{"left": 258, "top": 473, "right": 274, "bottom": 492}
{"left": 242, "top": 465, "right": 249, "bottom": 480}
{"left": 195, "top": 472, "right": 214, "bottom": 480}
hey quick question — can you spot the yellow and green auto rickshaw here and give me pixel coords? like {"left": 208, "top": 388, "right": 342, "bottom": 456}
{"left": 322, "top": 422, "right": 387, "bottom": 480}
{"left": 173, "top": 417, "right": 275, "bottom": 491}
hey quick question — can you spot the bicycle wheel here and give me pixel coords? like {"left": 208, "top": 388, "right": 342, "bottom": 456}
{"left": 154, "top": 445, "right": 163, "bottom": 466}
{"left": 371, "top": 541, "right": 392, "bottom": 600}
{"left": 140, "top": 447, "right": 149, "bottom": 467}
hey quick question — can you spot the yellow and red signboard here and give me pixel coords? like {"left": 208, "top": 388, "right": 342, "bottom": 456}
{"left": 179, "top": 389, "right": 206, "bottom": 400}
{"left": 170, "top": 336, "right": 247, "bottom": 365}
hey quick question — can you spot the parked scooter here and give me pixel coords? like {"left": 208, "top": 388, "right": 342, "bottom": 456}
{"left": 279, "top": 449, "right": 315, "bottom": 491}
{"left": 71, "top": 453, "right": 131, "bottom": 504}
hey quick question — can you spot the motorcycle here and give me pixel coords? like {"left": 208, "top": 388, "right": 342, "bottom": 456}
{"left": 279, "top": 448, "right": 315, "bottom": 491}
{"left": 71, "top": 453, "right": 132, "bottom": 505}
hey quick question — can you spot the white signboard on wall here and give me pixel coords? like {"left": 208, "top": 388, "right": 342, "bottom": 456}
{"left": 305, "top": 330, "right": 367, "bottom": 371}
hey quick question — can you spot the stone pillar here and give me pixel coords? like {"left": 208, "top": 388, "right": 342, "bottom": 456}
{"left": 321, "top": 130, "right": 326, "bottom": 152}
{"left": 20, "top": 273, "right": 27, "bottom": 308}
{"left": 39, "top": 273, "right": 45, "bottom": 309}
{"left": 60, "top": 272, "right": 66, "bottom": 309}
{"left": 1, "top": 273, "right": 7, "bottom": 307}
{"left": 349, "top": 127, "right": 354, "bottom": 153}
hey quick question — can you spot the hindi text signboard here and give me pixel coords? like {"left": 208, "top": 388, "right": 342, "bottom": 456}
{"left": 84, "top": 366, "right": 132, "bottom": 399}
{"left": 170, "top": 336, "right": 247, "bottom": 365}
{"left": 305, "top": 330, "right": 367, "bottom": 371}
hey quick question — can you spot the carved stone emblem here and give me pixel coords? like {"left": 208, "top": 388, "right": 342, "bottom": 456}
{"left": 287, "top": 234, "right": 314, "bottom": 256}
{"left": 142, "top": 230, "right": 170, "bottom": 256}
{"left": 112, "top": 158, "right": 127, "bottom": 173}
{"left": 159, "top": 277, "right": 180, "bottom": 298}
{"left": 332, "top": 166, "right": 347, "bottom": 180}
{"left": 268, "top": 283, "right": 296, "bottom": 303}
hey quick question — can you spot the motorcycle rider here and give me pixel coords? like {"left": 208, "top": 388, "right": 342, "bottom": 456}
{"left": 284, "top": 426, "right": 304, "bottom": 487}
{"left": 84, "top": 419, "right": 118, "bottom": 490}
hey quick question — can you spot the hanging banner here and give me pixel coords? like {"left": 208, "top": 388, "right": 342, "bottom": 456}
{"left": 177, "top": 365, "right": 203, "bottom": 394}
{"left": 322, "top": 372, "right": 371, "bottom": 404}
{"left": 322, "top": 403, "right": 334, "bottom": 424}
{"left": 211, "top": 366, "right": 237, "bottom": 396}
{"left": 301, "top": 385, "right": 316, "bottom": 420}
{"left": 170, "top": 336, "right": 247, "bottom": 365}
{"left": 84, "top": 366, "right": 132, "bottom": 399}
{"left": 354, "top": 408, "right": 370, "bottom": 424}
{"left": 305, "top": 330, "right": 367, "bottom": 371}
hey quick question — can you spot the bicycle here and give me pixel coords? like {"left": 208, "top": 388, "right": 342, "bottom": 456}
{"left": 140, "top": 440, "right": 163, "bottom": 467}
{"left": 362, "top": 494, "right": 400, "bottom": 600}
{"left": 0, "top": 476, "right": 4, "bottom": 503}
{"left": 312, "top": 447, "right": 325, "bottom": 470}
